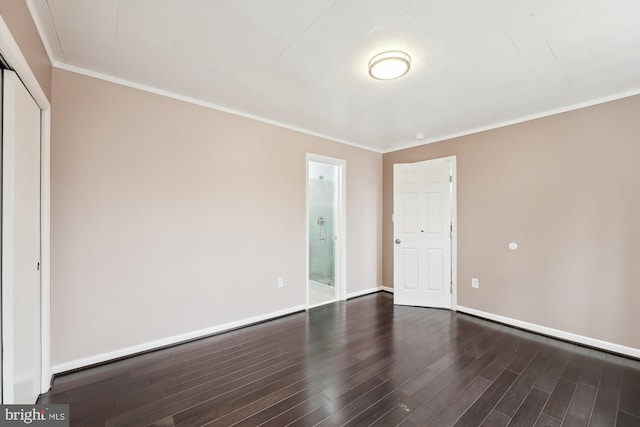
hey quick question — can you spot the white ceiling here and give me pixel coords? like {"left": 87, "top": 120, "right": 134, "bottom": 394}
{"left": 28, "top": 0, "right": 640, "bottom": 152}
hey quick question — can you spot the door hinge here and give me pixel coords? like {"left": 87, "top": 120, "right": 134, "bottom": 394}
{"left": 449, "top": 223, "right": 453, "bottom": 239}
{"left": 450, "top": 283, "right": 452, "bottom": 294}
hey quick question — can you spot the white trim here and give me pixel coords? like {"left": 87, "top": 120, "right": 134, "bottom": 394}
{"left": 52, "top": 304, "right": 306, "bottom": 374}
{"left": 384, "top": 89, "right": 640, "bottom": 153}
{"left": 25, "top": 2, "right": 639, "bottom": 155}
{"left": 346, "top": 287, "right": 383, "bottom": 299}
{"left": 39, "top": 109, "right": 51, "bottom": 392}
{"left": 449, "top": 157, "right": 458, "bottom": 310}
{"left": 24, "top": 2, "right": 378, "bottom": 155}
{"left": 0, "top": 14, "right": 52, "bottom": 396}
{"left": 307, "top": 286, "right": 391, "bottom": 307}
{"left": 46, "top": 65, "right": 640, "bottom": 157}
{"left": 24, "top": 0, "right": 60, "bottom": 65}
{"left": 2, "top": 71, "right": 18, "bottom": 403}
{"left": 0, "top": 17, "right": 50, "bottom": 110}
{"left": 53, "top": 64, "right": 640, "bottom": 156}
{"left": 457, "top": 305, "right": 640, "bottom": 359}
{"left": 305, "top": 158, "right": 310, "bottom": 309}
{"left": 306, "top": 154, "right": 347, "bottom": 309}
{"left": 346, "top": 287, "right": 378, "bottom": 299}
{"left": 307, "top": 299, "right": 338, "bottom": 310}
{"left": 54, "top": 63, "right": 382, "bottom": 154}
{"left": 24, "top": 0, "right": 639, "bottom": 155}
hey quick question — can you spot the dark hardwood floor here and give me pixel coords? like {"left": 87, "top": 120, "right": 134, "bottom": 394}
{"left": 40, "top": 292, "right": 640, "bottom": 426}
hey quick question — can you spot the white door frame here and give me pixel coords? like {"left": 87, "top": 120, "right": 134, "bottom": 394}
{"left": 305, "top": 154, "right": 346, "bottom": 308}
{"left": 449, "top": 156, "right": 458, "bottom": 310}
{"left": 393, "top": 156, "right": 458, "bottom": 310}
{"left": 0, "top": 15, "right": 51, "bottom": 397}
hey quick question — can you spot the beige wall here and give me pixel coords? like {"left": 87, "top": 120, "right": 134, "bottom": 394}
{"left": 0, "top": 0, "right": 51, "bottom": 100}
{"left": 383, "top": 95, "right": 640, "bottom": 349}
{"left": 51, "top": 68, "right": 382, "bottom": 367}
{"left": 6, "top": 0, "right": 637, "bottom": 363}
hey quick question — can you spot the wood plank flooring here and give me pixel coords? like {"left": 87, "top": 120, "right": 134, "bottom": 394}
{"left": 39, "top": 293, "right": 640, "bottom": 426}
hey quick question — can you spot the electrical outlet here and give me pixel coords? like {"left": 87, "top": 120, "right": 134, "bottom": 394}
{"left": 472, "top": 278, "right": 479, "bottom": 289}
{"left": 277, "top": 277, "right": 284, "bottom": 288}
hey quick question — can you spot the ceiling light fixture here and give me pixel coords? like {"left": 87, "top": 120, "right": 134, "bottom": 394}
{"left": 368, "top": 50, "right": 411, "bottom": 80}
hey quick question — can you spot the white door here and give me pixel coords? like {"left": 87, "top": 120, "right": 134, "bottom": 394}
{"left": 1, "top": 70, "right": 42, "bottom": 403}
{"left": 393, "top": 158, "right": 453, "bottom": 308}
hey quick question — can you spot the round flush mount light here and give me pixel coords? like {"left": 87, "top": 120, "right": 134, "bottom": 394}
{"left": 368, "top": 50, "right": 411, "bottom": 80}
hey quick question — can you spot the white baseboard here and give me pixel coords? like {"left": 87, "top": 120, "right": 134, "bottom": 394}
{"left": 456, "top": 305, "right": 640, "bottom": 359}
{"left": 346, "top": 286, "right": 393, "bottom": 299}
{"left": 52, "top": 304, "right": 306, "bottom": 374}
{"left": 53, "top": 288, "right": 398, "bottom": 374}
{"left": 346, "top": 287, "right": 380, "bottom": 299}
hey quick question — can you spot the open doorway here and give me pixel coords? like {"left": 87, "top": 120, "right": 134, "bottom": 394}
{"left": 306, "top": 154, "right": 345, "bottom": 308}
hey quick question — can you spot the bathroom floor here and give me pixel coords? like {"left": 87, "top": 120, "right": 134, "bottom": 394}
{"left": 308, "top": 280, "right": 336, "bottom": 306}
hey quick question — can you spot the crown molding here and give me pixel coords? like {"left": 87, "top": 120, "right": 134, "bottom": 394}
{"left": 383, "top": 88, "right": 640, "bottom": 153}
{"left": 53, "top": 62, "right": 384, "bottom": 154}
{"left": 23, "top": 0, "right": 640, "bottom": 155}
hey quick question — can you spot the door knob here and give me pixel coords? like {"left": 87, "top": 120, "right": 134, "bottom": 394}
{"left": 395, "top": 239, "right": 401, "bottom": 244}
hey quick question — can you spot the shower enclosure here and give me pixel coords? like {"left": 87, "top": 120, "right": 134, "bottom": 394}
{"left": 308, "top": 161, "right": 337, "bottom": 292}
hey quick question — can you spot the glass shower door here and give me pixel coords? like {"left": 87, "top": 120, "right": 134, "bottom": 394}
{"left": 308, "top": 161, "right": 337, "bottom": 305}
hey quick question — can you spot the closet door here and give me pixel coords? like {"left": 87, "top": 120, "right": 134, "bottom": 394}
{"left": 1, "top": 69, "right": 42, "bottom": 404}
